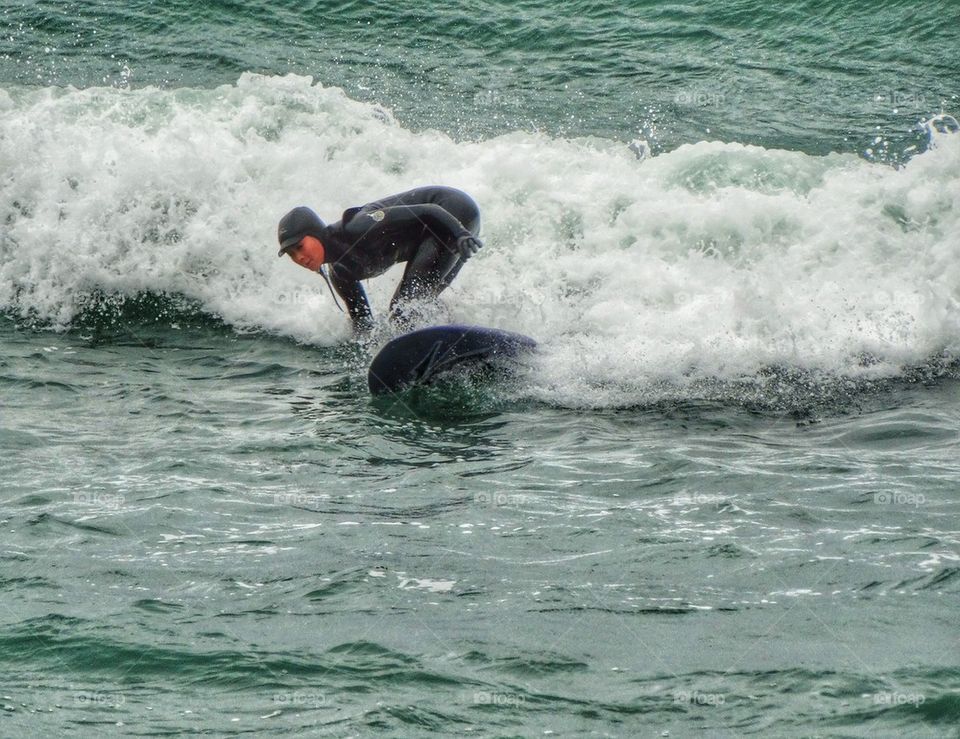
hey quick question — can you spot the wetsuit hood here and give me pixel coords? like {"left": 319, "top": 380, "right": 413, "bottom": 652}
{"left": 278, "top": 206, "right": 327, "bottom": 256}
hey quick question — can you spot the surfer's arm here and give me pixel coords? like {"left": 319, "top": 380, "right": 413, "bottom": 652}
{"left": 329, "top": 266, "right": 374, "bottom": 333}
{"left": 379, "top": 204, "right": 482, "bottom": 257}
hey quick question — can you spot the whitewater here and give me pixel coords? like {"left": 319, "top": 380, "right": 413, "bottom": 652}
{"left": 2, "top": 74, "right": 958, "bottom": 408}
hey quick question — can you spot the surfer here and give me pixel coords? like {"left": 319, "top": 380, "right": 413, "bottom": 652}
{"left": 276, "top": 186, "right": 483, "bottom": 333}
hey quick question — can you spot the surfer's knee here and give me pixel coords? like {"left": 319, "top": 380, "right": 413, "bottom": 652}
{"left": 436, "top": 187, "right": 481, "bottom": 235}
{"left": 460, "top": 198, "right": 481, "bottom": 235}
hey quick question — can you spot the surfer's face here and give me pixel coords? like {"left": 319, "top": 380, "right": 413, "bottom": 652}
{"left": 287, "top": 235, "right": 326, "bottom": 272}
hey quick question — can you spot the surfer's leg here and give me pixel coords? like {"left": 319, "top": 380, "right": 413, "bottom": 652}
{"left": 389, "top": 195, "right": 481, "bottom": 326}
{"left": 389, "top": 237, "right": 457, "bottom": 326}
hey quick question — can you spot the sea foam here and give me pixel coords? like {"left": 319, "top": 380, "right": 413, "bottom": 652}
{"left": 1, "top": 74, "right": 958, "bottom": 405}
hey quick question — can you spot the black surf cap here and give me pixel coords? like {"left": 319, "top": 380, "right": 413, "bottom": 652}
{"left": 278, "top": 206, "right": 326, "bottom": 257}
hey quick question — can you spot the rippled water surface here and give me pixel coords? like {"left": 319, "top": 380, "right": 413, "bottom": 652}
{"left": 3, "top": 319, "right": 959, "bottom": 735}
{"left": 2, "top": 0, "right": 960, "bottom": 735}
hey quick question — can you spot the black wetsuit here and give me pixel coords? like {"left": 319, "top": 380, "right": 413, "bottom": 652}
{"left": 306, "top": 186, "right": 481, "bottom": 331}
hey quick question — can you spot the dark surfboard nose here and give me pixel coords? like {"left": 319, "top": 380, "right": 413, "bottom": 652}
{"left": 367, "top": 324, "right": 536, "bottom": 395}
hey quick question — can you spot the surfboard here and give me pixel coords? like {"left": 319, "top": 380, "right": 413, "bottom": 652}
{"left": 368, "top": 324, "right": 537, "bottom": 395}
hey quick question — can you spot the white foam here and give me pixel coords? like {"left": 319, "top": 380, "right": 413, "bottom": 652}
{"left": 1, "top": 74, "right": 959, "bottom": 406}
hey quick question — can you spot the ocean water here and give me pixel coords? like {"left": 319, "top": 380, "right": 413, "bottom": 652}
{"left": 2, "top": 1, "right": 960, "bottom": 736}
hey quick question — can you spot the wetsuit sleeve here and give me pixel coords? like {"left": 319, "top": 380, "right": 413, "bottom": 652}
{"left": 329, "top": 266, "right": 374, "bottom": 333}
{"left": 378, "top": 203, "right": 473, "bottom": 245}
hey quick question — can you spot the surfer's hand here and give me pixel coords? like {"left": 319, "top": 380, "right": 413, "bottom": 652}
{"left": 455, "top": 235, "right": 483, "bottom": 259}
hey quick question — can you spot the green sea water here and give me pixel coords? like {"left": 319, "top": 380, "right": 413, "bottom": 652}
{"left": 2, "top": 1, "right": 960, "bottom": 736}
{"left": 3, "top": 0, "right": 958, "bottom": 153}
